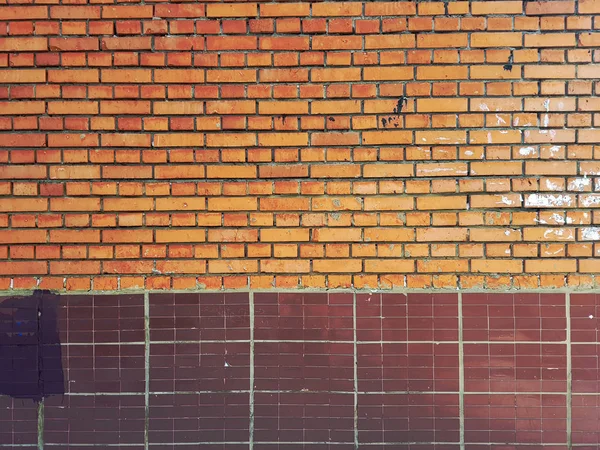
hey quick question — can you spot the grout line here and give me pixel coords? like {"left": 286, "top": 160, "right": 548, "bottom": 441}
{"left": 458, "top": 291, "right": 465, "bottom": 450}
{"left": 37, "top": 400, "right": 44, "bottom": 450}
{"left": 249, "top": 291, "right": 255, "bottom": 450}
{"left": 566, "top": 292, "right": 572, "bottom": 450}
{"left": 3, "top": 288, "right": 600, "bottom": 296}
{"left": 144, "top": 292, "right": 150, "bottom": 450}
{"left": 353, "top": 291, "right": 358, "bottom": 450}
{"left": 60, "top": 389, "right": 574, "bottom": 396}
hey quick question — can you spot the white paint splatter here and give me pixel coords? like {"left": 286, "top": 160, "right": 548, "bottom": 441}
{"left": 479, "top": 103, "right": 490, "bottom": 111}
{"left": 519, "top": 146, "right": 536, "bottom": 156}
{"left": 580, "top": 227, "right": 600, "bottom": 241}
{"left": 568, "top": 178, "right": 591, "bottom": 191}
{"left": 581, "top": 195, "right": 600, "bottom": 207}
{"left": 543, "top": 228, "right": 573, "bottom": 240}
{"left": 499, "top": 196, "right": 516, "bottom": 206}
{"left": 496, "top": 114, "right": 506, "bottom": 125}
{"left": 545, "top": 179, "right": 562, "bottom": 191}
{"left": 525, "top": 193, "right": 573, "bottom": 207}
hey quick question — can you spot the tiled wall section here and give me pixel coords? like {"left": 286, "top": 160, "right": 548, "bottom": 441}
{"left": 0, "top": 291, "right": 599, "bottom": 448}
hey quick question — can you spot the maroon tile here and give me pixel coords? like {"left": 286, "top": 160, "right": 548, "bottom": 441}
{"left": 358, "top": 342, "right": 459, "bottom": 392}
{"left": 0, "top": 396, "right": 38, "bottom": 445}
{"left": 464, "top": 343, "right": 566, "bottom": 393}
{"left": 407, "top": 293, "right": 459, "bottom": 341}
{"left": 149, "top": 392, "right": 249, "bottom": 444}
{"left": 570, "top": 294, "right": 600, "bottom": 343}
{"left": 150, "top": 341, "right": 250, "bottom": 392}
{"left": 571, "top": 343, "right": 600, "bottom": 394}
{"left": 463, "top": 293, "right": 565, "bottom": 342}
{"left": 254, "top": 293, "right": 353, "bottom": 341}
{"left": 254, "top": 392, "right": 353, "bottom": 444}
{"left": 356, "top": 293, "right": 408, "bottom": 342}
{"left": 44, "top": 394, "right": 145, "bottom": 445}
{"left": 464, "top": 394, "right": 567, "bottom": 445}
{"left": 572, "top": 395, "right": 600, "bottom": 445}
{"left": 65, "top": 343, "right": 144, "bottom": 393}
{"left": 149, "top": 293, "right": 250, "bottom": 341}
{"left": 254, "top": 341, "right": 353, "bottom": 391}
{"left": 358, "top": 393, "right": 459, "bottom": 444}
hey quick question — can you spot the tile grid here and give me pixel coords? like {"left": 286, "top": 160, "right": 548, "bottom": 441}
{"left": 249, "top": 291, "right": 255, "bottom": 450}
{"left": 566, "top": 292, "right": 572, "bottom": 449}
{"left": 458, "top": 292, "right": 465, "bottom": 450}
{"left": 4, "top": 291, "right": 597, "bottom": 448}
{"left": 144, "top": 292, "right": 150, "bottom": 450}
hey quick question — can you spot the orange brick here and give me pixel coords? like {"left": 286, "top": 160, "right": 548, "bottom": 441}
{"left": 364, "top": 259, "right": 414, "bottom": 273}
{"left": 0, "top": 37, "right": 47, "bottom": 52}
{"left": 472, "top": 1, "right": 523, "bottom": 15}
{"left": 0, "top": 69, "right": 46, "bottom": 83}
{"left": 0, "top": 261, "right": 47, "bottom": 275}
{"left": 101, "top": 5, "right": 153, "bottom": 18}
{"left": 472, "top": 259, "right": 523, "bottom": 273}
{"left": 1, "top": 6, "right": 49, "bottom": 20}
{"left": 206, "top": 3, "right": 257, "bottom": 17}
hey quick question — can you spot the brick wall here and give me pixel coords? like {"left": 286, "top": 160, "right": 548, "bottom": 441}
{"left": 1, "top": 0, "right": 600, "bottom": 291}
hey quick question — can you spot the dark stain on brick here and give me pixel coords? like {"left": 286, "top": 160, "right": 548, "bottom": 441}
{"left": 393, "top": 97, "right": 408, "bottom": 114}
{"left": 503, "top": 52, "right": 514, "bottom": 71}
{"left": 328, "top": 116, "right": 335, "bottom": 122}
{"left": 0, "top": 290, "right": 64, "bottom": 402}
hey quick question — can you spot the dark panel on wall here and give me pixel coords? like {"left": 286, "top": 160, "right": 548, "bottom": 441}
{"left": 0, "top": 291, "right": 599, "bottom": 447}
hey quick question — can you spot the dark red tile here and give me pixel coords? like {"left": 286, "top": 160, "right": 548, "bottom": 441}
{"left": 149, "top": 392, "right": 249, "bottom": 444}
{"left": 44, "top": 394, "right": 145, "bottom": 445}
{"left": 464, "top": 343, "right": 566, "bottom": 393}
{"left": 463, "top": 293, "right": 566, "bottom": 342}
{"left": 254, "top": 392, "right": 353, "bottom": 444}
{"left": 571, "top": 343, "right": 600, "bottom": 394}
{"left": 254, "top": 341, "right": 353, "bottom": 391}
{"left": 570, "top": 294, "right": 600, "bottom": 343}
{"left": 0, "top": 396, "right": 38, "bottom": 445}
{"left": 358, "top": 342, "right": 459, "bottom": 392}
{"left": 358, "top": 393, "right": 459, "bottom": 444}
{"left": 65, "top": 343, "right": 144, "bottom": 393}
{"left": 464, "top": 394, "right": 566, "bottom": 445}
{"left": 254, "top": 293, "right": 353, "bottom": 341}
{"left": 149, "top": 293, "right": 250, "bottom": 341}
{"left": 150, "top": 341, "right": 250, "bottom": 392}
{"left": 572, "top": 395, "right": 600, "bottom": 445}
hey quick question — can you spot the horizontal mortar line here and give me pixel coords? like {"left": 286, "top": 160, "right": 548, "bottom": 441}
{"left": 146, "top": 443, "right": 250, "bottom": 447}
{"left": 463, "top": 391, "right": 568, "bottom": 395}
{"left": 0, "top": 288, "right": 596, "bottom": 295}
{"left": 45, "top": 445, "right": 144, "bottom": 448}
{"left": 64, "top": 391, "right": 146, "bottom": 396}
{"left": 150, "top": 390, "right": 251, "bottom": 395}
{"left": 0, "top": 445, "right": 37, "bottom": 448}
{"left": 52, "top": 390, "right": 577, "bottom": 397}
{"left": 150, "top": 340, "right": 251, "bottom": 344}
{"left": 359, "top": 443, "right": 568, "bottom": 447}
{"left": 63, "top": 390, "right": 251, "bottom": 396}
{"left": 252, "top": 443, "right": 354, "bottom": 446}
{"left": 53, "top": 341, "right": 146, "bottom": 346}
